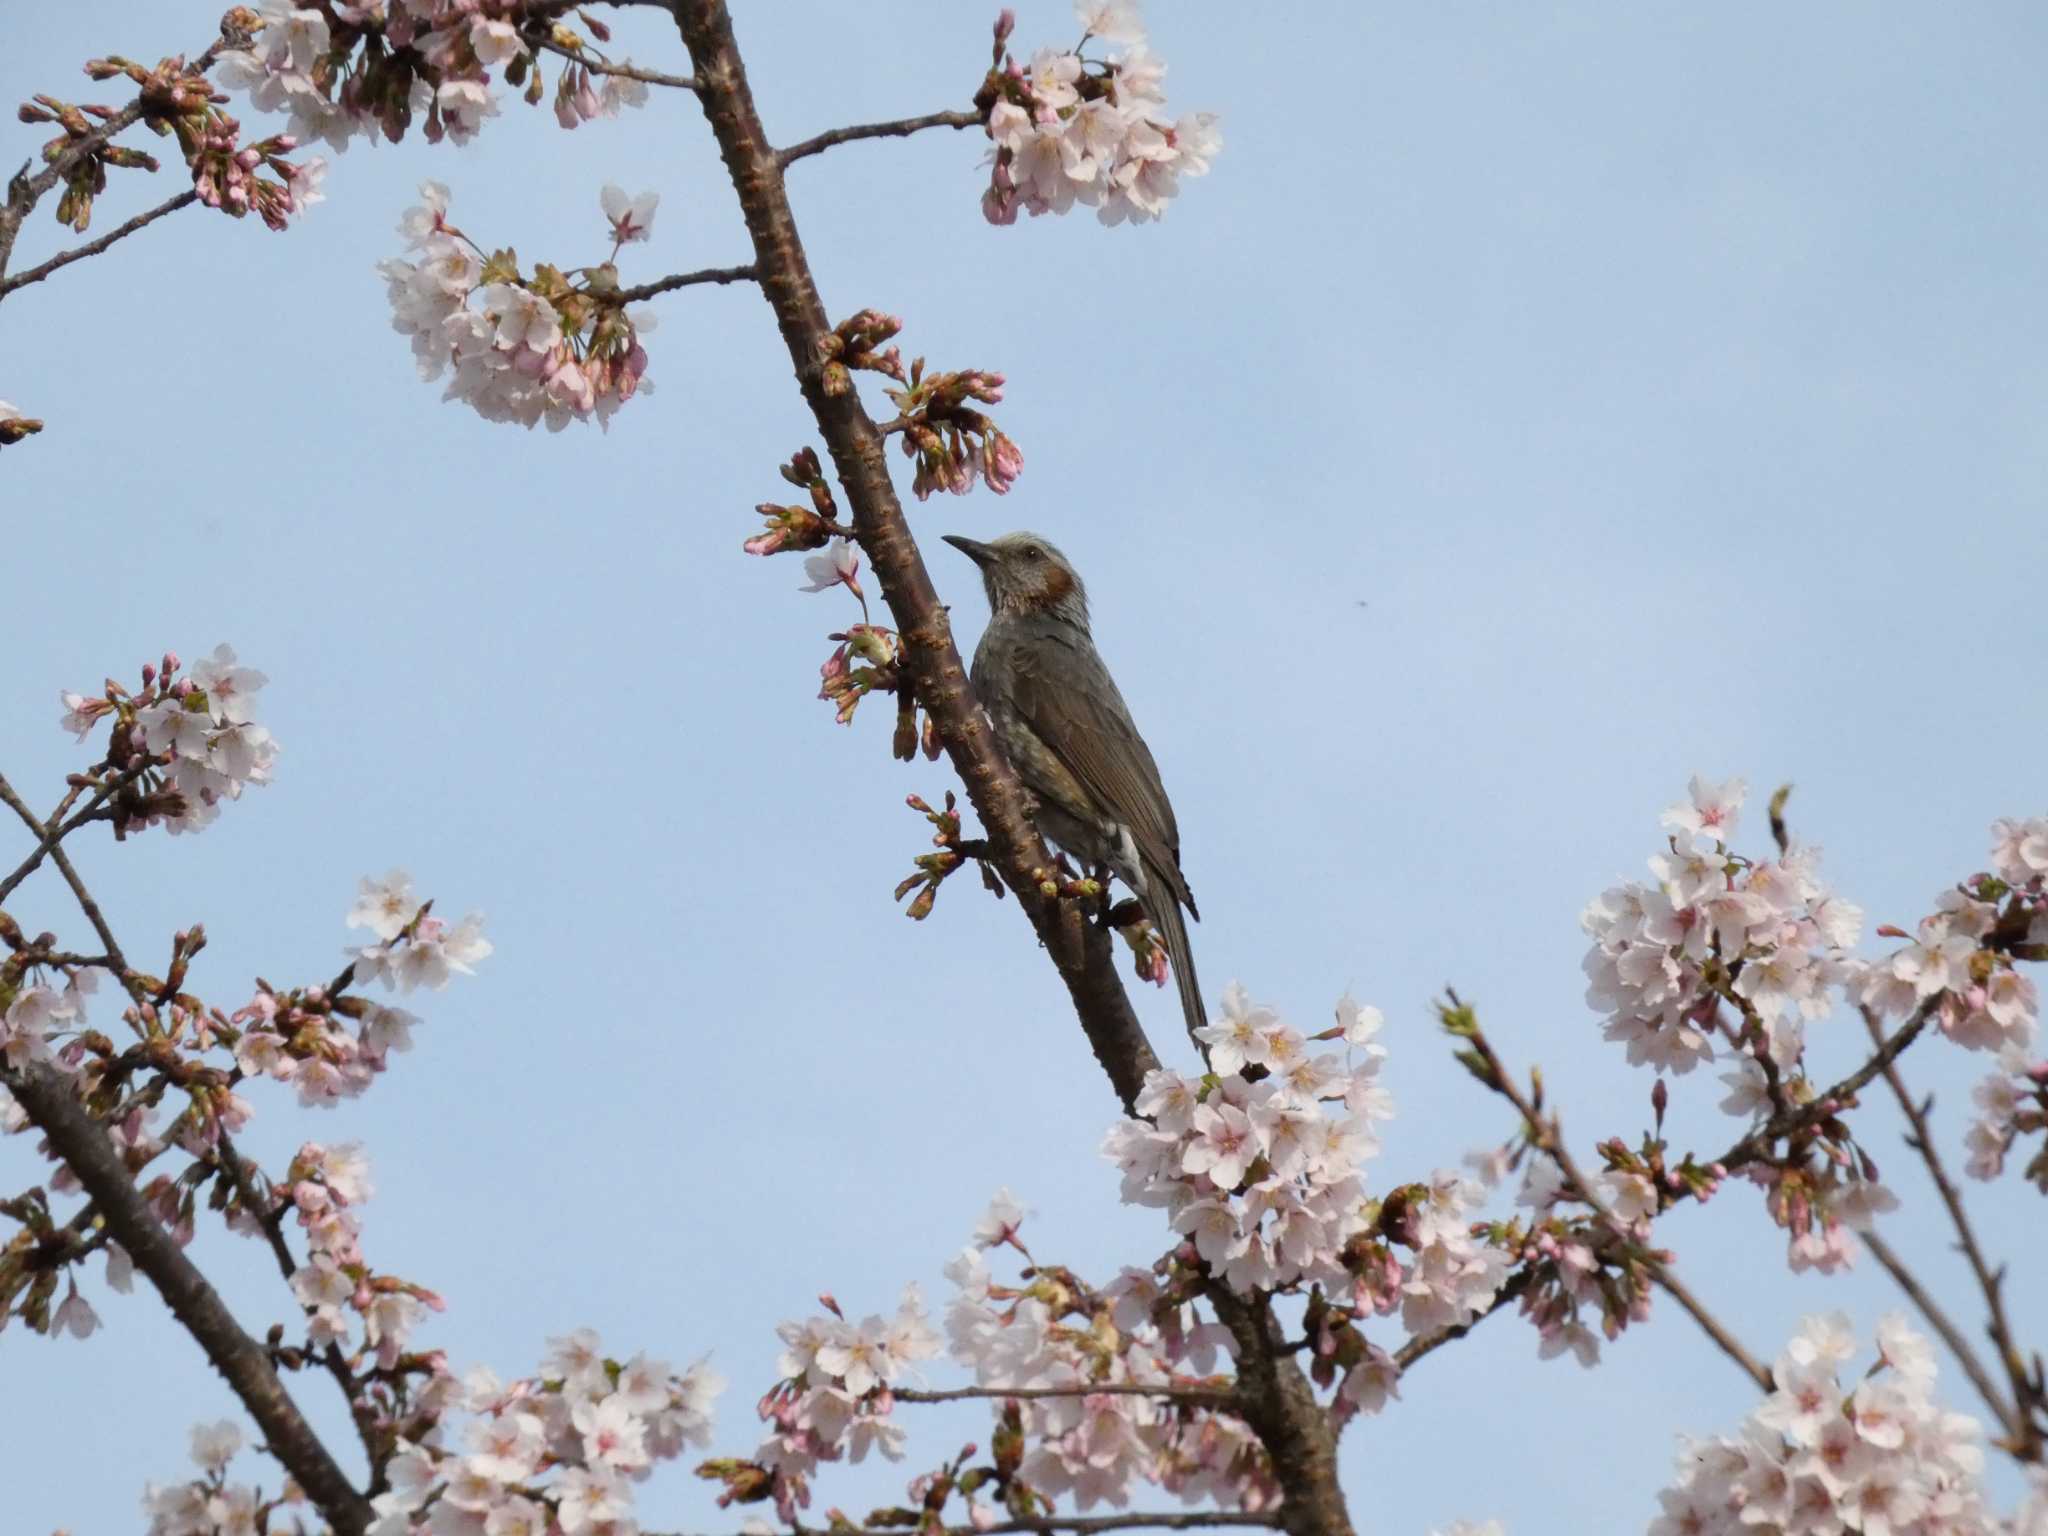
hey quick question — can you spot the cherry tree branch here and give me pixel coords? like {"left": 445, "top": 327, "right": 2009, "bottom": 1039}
{"left": 0, "top": 769, "right": 137, "bottom": 905}
{"left": 0, "top": 38, "right": 223, "bottom": 284}
{"left": 212, "top": 1132, "right": 389, "bottom": 1484}
{"left": 1713, "top": 995, "right": 1941, "bottom": 1177}
{"left": 1201, "top": 1285, "right": 1355, "bottom": 1536}
{"left": 666, "top": 0, "right": 1160, "bottom": 1114}
{"left": 783, "top": 1517, "right": 1282, "bottom": 1536}
{"left": 1458, "top": 1010, "right": 1775, "bottom": 1394}
{"left": 0, "top": 189, "right": 197, "bottom": 299}
{"left": 1861, "top": 1228, "right": 2023, "bottom": 1449}
{"left": 894, "top": 1381, "right": 1239, "bottom": 1409}
{"left": 611, "top": 262, "right": 759, "bottom": 301}
{"left": 531, "top": 36, "right": 700, "bottom": 91}
{"left": 0, "top": 1062, "right": 373, "bottom": 1535}
{"left": 1859, "top": 1006, "right": 2045, "bottom": 1461}
{"left": 778, "top": 109, "right": 982, "bottom": 168}
{"left": 1392, "top": 1268, "right": 1533, "bottom": 1374}
{"left": 3, "top": 770, "right": 378, "bottom": 1513}
{"left": 642, "top": 1518, "right": 1283, "bottom": 1536}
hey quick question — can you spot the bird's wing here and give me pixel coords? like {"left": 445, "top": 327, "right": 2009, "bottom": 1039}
{"left": 1006, "top": 621, "right": 1195, "bottom": 914}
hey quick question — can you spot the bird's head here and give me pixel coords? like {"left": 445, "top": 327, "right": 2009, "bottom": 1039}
{"left": 941, "top": 531, "right": 1090, "bottom": 629}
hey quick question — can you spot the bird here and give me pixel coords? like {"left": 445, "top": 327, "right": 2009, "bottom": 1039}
{"left": 941, "top": 531, "right": 1207, "bottom": 1052}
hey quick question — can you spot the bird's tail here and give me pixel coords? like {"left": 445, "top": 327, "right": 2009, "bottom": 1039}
{"left": 1147, "top": 892, "right": 1208, "bottom": 1058}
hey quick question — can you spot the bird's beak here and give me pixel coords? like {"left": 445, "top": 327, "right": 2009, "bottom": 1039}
{"left": 941, "top": 534, "right": 996, "bottom": 568}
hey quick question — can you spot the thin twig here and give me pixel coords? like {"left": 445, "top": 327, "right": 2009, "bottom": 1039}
{"left": 778, "top": 108, "right": 982, "bottom": 168}
{"left": 782, "top": 1518, "right": 1282, "bottom": 1536}
{"left": 1463, "top": 1014, "right": 1774, "bottom": 1393}
{"left": 1860, "top": 1006, "right": 2044, "bottom": 1460}
{"left": 0, "top": 189, "right": 198, "bottom": 298}
{"left": 212, "top": 1133, "right": 388, "bottom": 1482}
{"left": 1714, "top": 996, "right": 1941, "bottom": 1178}
{"left": 895, "top": 1381, "right": 1237, "bottom": 1409}
{"left": 611, "top": 263, "right": 758, "bottom": 302}
{"left": 47, "top": 841, "right": 127, "bottom": 974}
{"left": 1393, "top": 1269, "right": 1531, "bottom": 1373}
{"left": 531, "top": 35, "right": 698, "bottom": 90}
{"left": 0, "top": 771, "right": 123, "bottom": 906}
{"left": 0, "top": 40, "right": 223, "bottom": 282}
{"left": 644, "top": 1519, "right": 1284, "bottom": 1536}
{"left": 1861, "top": 1228, "right": 2021, "bottom": 1446}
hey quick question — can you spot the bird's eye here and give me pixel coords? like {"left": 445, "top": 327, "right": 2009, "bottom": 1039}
{"left": 1023, "top": 545, "right": 1043, "bottom": 560}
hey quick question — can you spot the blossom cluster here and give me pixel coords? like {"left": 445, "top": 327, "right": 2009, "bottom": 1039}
{"left": 367, "top": 1333, "right": 725, "bottom": 1534}
{"left": 884, "top": 359, "right": 1023, "bottom": 501}
{"left": 0, "top": 964, "right": 96, "bottom": 1078}
{"left": 344, "top": 868, "right": 495, "bottom": 995}
{"left": 779, "top": 529, "right": 927, "bottom": 743}
{"left": 1855, "top": 820, "right": 2045, "bottom": 1058}
{"left": 379, "top": 181, "right": 660, "bottom": 429}
{"left": 709, "top": 1191, "right": 1276, "bottom": 1523}
{"left": 214, "top": 0, "right": 648, "bottom": 156}
{"left": 22, "top": 50, "right": 323, "bottom": 236}
{"left": 1103, "top": 988, "right": 1508, "bottom": 1426}
{"left": 1652, "top": 1313, "right": 2000, "bottom": 1535}
{"left": 142, "top": 1420, "right": 269, "bottom": 1536}
{"left": 740, "top": 1286, "right": 943, "bottom": 1515}
{"left": 276, "top": 1139, "right": 447, "bottom": 1369}
{"left": 59, "top": 644, "right": 277, "bottom": 835}
{"left": 979, "top": 2, "right": 1221, "bottom": 226}
{"left": 942, "top": 1201, "right": 1274, "bottom": 1511}
{"left": 1581, "top": 776, "right": 1865, "bottom": 1078}
{"left": 1963, "top": 1044, "right": 2048, "bottom": 1191}
{"left": 221, "top": 869, "right": 487, "bottom": 1112}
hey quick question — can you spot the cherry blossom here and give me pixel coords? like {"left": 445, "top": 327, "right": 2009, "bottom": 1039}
{"left": 379, "top": 183, "right": 658, "bottom": 430}
{"left": 601, "top": 184, "right": 659, "bottom": 245}
{"left": 979, "top": 3, "right": 1222, "bottom": 226}
{"left": 348, "top": 889, "right": 493, "bottom": 993}
{"left": 1583, "top": 778, "right": 1867, "bottom": 1082}
{"left": 800, "top": 538, "right": 865, "bottom": 600}
{"left": 215, "top": 2, "right": 650, "bottom": 156}
{"left": 1651, "top": 1314, "right": 1999, "bottom": 1535}
{"left": 50, "top": 646, "right": 278, "bottom": 835}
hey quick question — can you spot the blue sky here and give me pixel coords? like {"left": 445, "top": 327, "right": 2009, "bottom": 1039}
{"left": 4, "top": 3, "right": 2046, "bottom": 1532}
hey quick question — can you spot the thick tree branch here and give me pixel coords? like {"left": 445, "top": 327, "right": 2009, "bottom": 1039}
{"left": 1, "top": 1063, "right": 372, "bottom": 1535}
{"left": 1204, "top": 1286, "right": 1355, "bottom": 1536}
{"left": 667, "top": 0, "right": 1159, "bottom": 1112}
{"left": 0, "top": 189, "right": 197, "bottom": 299}
{"left": 778, "top": 109, "right": 981, "bottom": 168}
